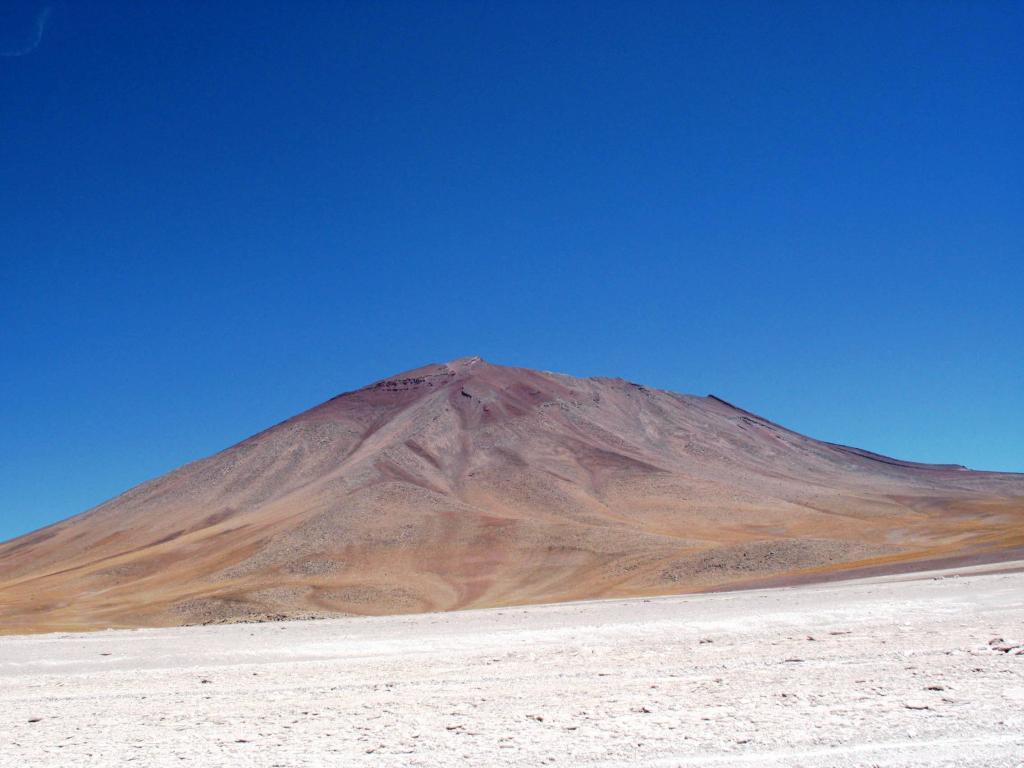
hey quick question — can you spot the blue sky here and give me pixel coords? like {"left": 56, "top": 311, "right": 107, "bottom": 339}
{"left": 1, "top": 1, "right": 1021, "bottom": 542}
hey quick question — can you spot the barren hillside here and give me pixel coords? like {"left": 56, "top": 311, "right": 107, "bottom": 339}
{"left": 1, "top": 356, "right": 1021, "bottom": 633}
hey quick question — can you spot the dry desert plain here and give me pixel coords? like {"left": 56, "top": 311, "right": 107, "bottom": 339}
{"left": 2, "top": 561, "right": 1023, "bottom": 767}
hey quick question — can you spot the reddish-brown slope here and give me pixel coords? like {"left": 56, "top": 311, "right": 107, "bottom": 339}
{"left": 1, "top": 356, "right": 1021, "bottom": 633}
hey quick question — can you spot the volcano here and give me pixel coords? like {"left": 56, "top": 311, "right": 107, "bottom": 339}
{"left": 2, "top": 356, "right": 1021, "bottom": 633}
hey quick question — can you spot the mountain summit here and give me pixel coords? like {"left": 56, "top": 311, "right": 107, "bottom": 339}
{"left": 1, "top": 357, "right": 1021, "bottom": 632}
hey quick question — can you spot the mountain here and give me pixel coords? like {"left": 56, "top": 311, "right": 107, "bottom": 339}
{"left": 1, "top": 356, "right": 1022, "bottom": 633}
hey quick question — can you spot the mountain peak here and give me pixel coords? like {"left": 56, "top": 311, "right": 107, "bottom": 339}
{"left": 1, "top": 357, "right": 1021, "bottom": 633}
{"left": 447, "top": 354, "right": 486, "bottom": 368}
{"left": 357, "top": 356, "right": 495, "bottom": 396}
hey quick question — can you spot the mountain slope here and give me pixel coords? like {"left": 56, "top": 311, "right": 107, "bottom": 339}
{"left": 2, "top": 356, "right": 1022, "bottom": 633}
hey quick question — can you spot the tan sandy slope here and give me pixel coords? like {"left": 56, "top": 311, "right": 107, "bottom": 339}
{"left": 1, "top": 356, "right": 1021, "bottom": 632}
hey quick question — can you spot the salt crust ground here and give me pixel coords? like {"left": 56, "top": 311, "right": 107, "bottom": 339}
{"left": 1, "top": 563, "right": 1022, "bottom": 767}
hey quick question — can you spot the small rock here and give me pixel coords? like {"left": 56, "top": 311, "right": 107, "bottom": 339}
{"left": 991, "top": 640, "right": 1021, "bottom": 653}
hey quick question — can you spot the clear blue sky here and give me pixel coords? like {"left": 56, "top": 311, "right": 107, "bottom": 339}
{"left": 1, "top": 1, "right": 1021, "bottom": 542}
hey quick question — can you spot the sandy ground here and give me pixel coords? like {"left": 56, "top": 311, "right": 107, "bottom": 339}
{"left": 1, "top": 564, "right": 1022, "bottom": 767}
